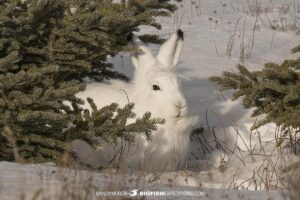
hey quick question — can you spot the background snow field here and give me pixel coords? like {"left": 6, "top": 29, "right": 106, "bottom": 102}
{"left": 110, "top": 0, "right": 300, "bottom": 192}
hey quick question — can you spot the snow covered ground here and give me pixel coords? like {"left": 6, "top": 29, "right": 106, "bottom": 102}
{"left": 1, "top": 0, "right": 300, "bottom": 199}
{"left": 0, "top": 161, "right": 287, "bottom": 200}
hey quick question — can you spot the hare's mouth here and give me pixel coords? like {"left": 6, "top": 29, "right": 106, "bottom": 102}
{"left": 175, "top": 111, "right": 187, "bottom": 119}
{"left": 176, "top": 111, "right": 184, "bottom": 118}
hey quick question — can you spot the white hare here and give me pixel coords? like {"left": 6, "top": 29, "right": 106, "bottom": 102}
{"left": 74, "top": 30, "right": 196, "bottom": 171}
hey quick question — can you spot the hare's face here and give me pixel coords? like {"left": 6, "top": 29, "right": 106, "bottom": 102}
{"left": 145, "top": 68, "right": 188, "bottom": 120}
{"left": 129, "top": 30, "right": 187, "bottom": 121}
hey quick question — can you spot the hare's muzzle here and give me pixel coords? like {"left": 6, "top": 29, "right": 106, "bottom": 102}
{"left": 175, "top": 103, "right": 188, "bottom": 118}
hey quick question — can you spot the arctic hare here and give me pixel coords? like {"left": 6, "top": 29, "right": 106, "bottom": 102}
{"left": 74, "top": 30, "right": 195, "bottom": 171}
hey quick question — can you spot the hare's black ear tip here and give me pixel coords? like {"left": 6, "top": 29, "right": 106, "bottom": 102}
{"left": 127, "top": 32, "right": 134, "bottom": 42}
{"left": 177, "top": 29, "right": 184, "bottom": 40}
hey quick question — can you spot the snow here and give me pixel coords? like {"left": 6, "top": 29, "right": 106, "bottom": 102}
{"left": 0, "top": 161, "right": 287, "bottom": 200}
{"left": 1, "top": 0, "right": 300, "bottom": 199}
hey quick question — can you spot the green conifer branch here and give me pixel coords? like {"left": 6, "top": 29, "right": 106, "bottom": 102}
{"left": 210, "top": 50, "right": 300, "bottom": 131}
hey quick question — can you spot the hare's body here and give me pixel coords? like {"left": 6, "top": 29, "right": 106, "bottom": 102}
{"left": 74, "top": 30, "right": 195, "bottom": 171}
{"left": 78, "top": 81, "right": 131, "bottom": 111}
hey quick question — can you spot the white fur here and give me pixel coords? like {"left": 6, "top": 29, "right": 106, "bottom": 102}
{"left": 74, "top": 31, "right": 196, "bottom": 172}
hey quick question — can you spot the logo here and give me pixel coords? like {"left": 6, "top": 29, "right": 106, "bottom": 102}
{"left": 129, "top": 189, "right": 139, "bottom": 197}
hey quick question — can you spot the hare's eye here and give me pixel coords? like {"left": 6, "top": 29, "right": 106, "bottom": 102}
{"left": 152, "top": 85, "right": 161, "bottom": 91}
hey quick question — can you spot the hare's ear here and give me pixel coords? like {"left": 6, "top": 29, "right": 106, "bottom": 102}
{"left": 157, "top": 29, "right": 184, "bottom": 68}
{"left": 127, "top": 33, "right": 155, "bottom": 71}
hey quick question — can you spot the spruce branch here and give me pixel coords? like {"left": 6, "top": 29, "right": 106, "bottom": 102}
{"left": 210, "top": 52, "right": 300, "bottom": 130}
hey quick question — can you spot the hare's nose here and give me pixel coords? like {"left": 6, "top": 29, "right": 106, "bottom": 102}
{"left": 175, "top": 102, "right": 186, "bottom": 110}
